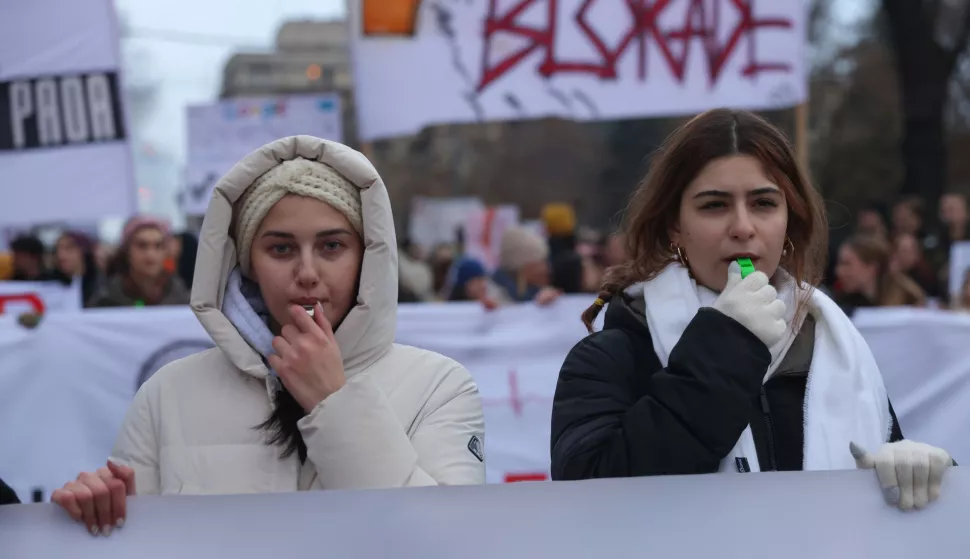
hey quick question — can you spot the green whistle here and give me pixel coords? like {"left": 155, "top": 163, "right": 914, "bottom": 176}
{"left": 737, "top": 258, "right": 755, "bottom": 278}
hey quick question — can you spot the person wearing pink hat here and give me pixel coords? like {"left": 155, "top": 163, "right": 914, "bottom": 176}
{"left": 87, "top": 216, "right": 190, "bottom": 308}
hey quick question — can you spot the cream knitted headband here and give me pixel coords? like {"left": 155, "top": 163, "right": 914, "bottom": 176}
{"left": 233, "top": 157, "right": 363, "bottom": 275}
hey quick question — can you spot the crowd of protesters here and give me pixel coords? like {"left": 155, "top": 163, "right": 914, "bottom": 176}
{"left": 1, "top": 194, "right": 968, "bottom": 315}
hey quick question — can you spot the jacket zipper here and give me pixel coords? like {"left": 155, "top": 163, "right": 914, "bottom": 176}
{"left": 760, "top": 387, "right": 779, "bottom": 472}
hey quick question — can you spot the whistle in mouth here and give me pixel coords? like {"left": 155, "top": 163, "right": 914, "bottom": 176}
{"left": 737, "top": 258, "right": 755, "bottom": 279}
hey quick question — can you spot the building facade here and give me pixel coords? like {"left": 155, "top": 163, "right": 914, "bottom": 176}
{"left": 220, "top": 20, "right": 358, "bottom": 147}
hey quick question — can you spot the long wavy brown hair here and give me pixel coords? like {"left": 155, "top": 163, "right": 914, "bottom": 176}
{"left": 582, "top": 109, "right": 829, "bottom": 332}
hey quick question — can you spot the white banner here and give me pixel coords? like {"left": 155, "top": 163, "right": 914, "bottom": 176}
{"left": 0, "top": 0, "right": 134, "bottom": 225}
{"left": 182, "top": 94, "right": 343, "bottom": 215}
{"left": 0, "top": 301, "right": 968, "bottom": 502}
{"left": 0, "top": 280, "right": 82, "bottom": 314}
{"left": 350, "top": 0, "right": 807, "bottom": 140}
{"left": 2, "top": 469, "right": 969, "bottom": 558}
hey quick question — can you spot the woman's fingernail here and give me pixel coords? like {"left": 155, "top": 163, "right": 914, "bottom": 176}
{"left": 102, "top": 525, "right": 112, "bottom": 537}
{"left": 882, "top": 486, "right": 901, "bottom": 504}
{"left": 116, "top": 517, "right": 125, "bottom": 529}
{"left": 89, "top": 525, "right": 99, "bottom": 536}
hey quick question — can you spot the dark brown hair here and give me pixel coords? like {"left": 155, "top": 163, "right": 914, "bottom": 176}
{"left": 894, "top": 195, "right": 925, "bottom": 221}
{"left": 841, "top": 234, "right": 926, "bottom": 307}
{"left": 582, "top": 109, "right": 828, "bottom": 332}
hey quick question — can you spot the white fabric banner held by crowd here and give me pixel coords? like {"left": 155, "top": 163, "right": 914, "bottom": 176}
{"left": 1, "top": 300, "right": 968, "bottom": 502}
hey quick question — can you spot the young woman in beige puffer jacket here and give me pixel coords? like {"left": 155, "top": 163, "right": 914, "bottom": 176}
{"left": 51, "top": 136, "right": 486, "bottom": 536}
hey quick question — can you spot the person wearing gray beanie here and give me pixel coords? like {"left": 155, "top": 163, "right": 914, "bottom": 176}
{"left": 51, "top": 136, "right": 485, "bottom": 535}
{"left": 492, "top": 226, "right": 562, "bottom": 306}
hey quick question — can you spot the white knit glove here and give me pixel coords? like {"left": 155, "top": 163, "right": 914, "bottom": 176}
{"left": 850, "top": 440, "right": 953, "bottom": 510}
{"left": 712, "top": 262, "right": 787, "bottom": 348}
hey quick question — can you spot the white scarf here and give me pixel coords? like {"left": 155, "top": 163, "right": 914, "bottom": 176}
{"left": 635, "top": 263, "right": 893, "bottom": 472}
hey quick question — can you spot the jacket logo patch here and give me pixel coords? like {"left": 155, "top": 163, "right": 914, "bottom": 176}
{"left": 467, "top": 435, "right": 484, "bottom": 462}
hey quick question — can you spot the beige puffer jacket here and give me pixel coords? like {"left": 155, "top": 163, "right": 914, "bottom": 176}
{"left": 110, "top": 136, "right": 485, "bottom": 494}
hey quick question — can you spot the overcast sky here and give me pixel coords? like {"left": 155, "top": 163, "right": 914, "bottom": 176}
{"left": 115, "top": 0, "right": 345, "bottom": 162}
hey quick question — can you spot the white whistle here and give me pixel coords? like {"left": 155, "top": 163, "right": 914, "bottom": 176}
{"left": 303, "top": 305, "right": 315, "bottom": 317}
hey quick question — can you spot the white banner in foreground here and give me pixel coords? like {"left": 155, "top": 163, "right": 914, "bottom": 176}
{"left": 0, "top": 301, "right": 968, "bottom": 503}
{"left": 0, "top": 0, "right": 134, "bottom": 225}
{"left": 2, "top": 469, "right": 968, "bottom": 558}
{"left": 350, "top": 0, "right": 807, "bottom": 140}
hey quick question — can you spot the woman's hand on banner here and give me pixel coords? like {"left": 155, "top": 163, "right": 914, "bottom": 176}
{"left": 535, "top": 287, "right": 562, "bottom": 307}
{"left": 850, "top": 440, "right": 953, "bottom": 510}
{"left": 50, "top": 459, "right": 135, "bottom": 536}
{"left": 270, "top": 303, "right": 347, "bottom": 412}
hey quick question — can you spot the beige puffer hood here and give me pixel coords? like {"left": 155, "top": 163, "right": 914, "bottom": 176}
{"left": 191, "top": 136, "right": 398, "bottom": 379}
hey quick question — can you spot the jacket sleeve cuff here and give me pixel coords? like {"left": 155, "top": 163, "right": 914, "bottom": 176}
{"left": 297, "top": 375, "right": 431, "bottom": 489}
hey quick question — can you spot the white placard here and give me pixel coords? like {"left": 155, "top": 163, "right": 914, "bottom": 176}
{"left": 1, "top": 469, "right": 968, "bottom": 558}
{"left": 407, "top": 196, "right": 485, "bottom": 251}
{"left": 350, "top": 0, "right": 808, "bottom": 140}
{"left": 0, "top": 0, "right": 135, "bottom": 225}
{"left": 182, "top": 94, "right": 343, "bottom": 215}
{"left": 0, "top": 301, "right": 968, "bottom": 502}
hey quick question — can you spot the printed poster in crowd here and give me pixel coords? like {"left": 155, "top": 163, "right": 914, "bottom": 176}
{"left": 349, "top": 0, "right": 808, "bottom": 140}
{"left": 181, "top": 94, "right": 343, "bottom": 215}
{"left": 0, "top": 0, "right": 134, "bottom": 225}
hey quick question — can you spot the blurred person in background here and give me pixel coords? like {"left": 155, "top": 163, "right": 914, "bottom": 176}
{"left": 429, "top": 242, "right": 457, "bottom": 296}
{"left": 52, "top": 137, "right": 484, "bottom": 536}
{"left": 445, "top": 257, "right": 499, "bottom": 310}
{"left": 951, "top": 269, "right": 970, "bottom": 312}
{"left": 88, "top": 216, "right": 190, "bottom": 308}
{"left": 891, "top": 233, "right": 942, "bottom": 299}
{"left": 938, "top": 192, "right": 968, "bottom": 250}
{"left": 552, "top": 109, "right": 952, "bottom": 511}
{"left": 602, "top": 232, "right": 629, "bottom": 268}
{"left": 0, "top": 252, "right": 12, "bottom": 280}
{"left": 892, "top": 196, "right": 926, "bottom": 239}
{"left": 492, "top": 226, "right": 561, "bottom": 305}
{"left": 934, "top": 193, "right": 969, "bottom": 286}
{"left": 10, "top": 235, "right": 56, "bottom": 281}
{"left": 824, "top": 200, "right": 890, "bottom": 289}
{"left": 93, "top": 242, "right": 112, "bottom": 277}
{"left": 52, "top": 231, "right": 102, "bottom": 306}
{"left": 835, "top": 234, "right": 925, "bottom": 315}
{"left": 399, "top": 237, "right": 435, "bottom": 303}
{"left": 172, "top": 232, "right": 199, "bottom": 290}
{"left": 857, "top": 200, "right": 891, "bottom": 238}
{"left": 542, "top": 202, "right": 585, "bottom": 294}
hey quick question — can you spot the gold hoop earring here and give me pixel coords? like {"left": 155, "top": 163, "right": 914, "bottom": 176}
{"left": 671, "top": 243, "right": 691, "bottom": 271}
{"left": 782, "top": 237, "right": 795, "bottom": 257}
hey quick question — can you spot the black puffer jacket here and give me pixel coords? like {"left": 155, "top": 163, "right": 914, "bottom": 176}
{"left": 550, "top": 293, "right": 903, "bottom": 479}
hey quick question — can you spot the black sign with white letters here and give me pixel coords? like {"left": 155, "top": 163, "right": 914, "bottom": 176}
{"left": 0, "top": 71, "right": 126, "bottom": 151}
